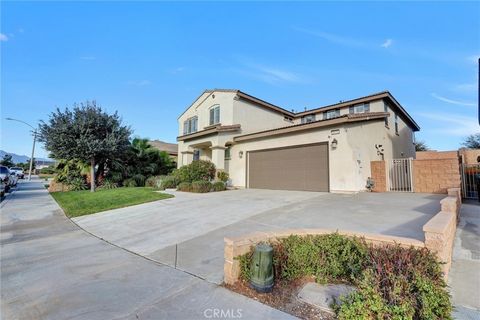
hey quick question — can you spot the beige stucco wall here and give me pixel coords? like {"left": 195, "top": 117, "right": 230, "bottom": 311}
{"left": 177, "top": 91, "right": 417, "bottom": 191}
{"left": 227, "top": 120, "right": 394, "bottom": 192}
{"left": 178, "top": 91, "right": 236, "bottom": 136}
{"left": 232, "top": 98, "right": 290, "bottom": 135}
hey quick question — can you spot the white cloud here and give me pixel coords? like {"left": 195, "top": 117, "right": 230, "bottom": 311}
{"left": 431, "top": 93, "right": 475, "bottom": 107}
{"left": 80, "top": 56, "right": 96, "bottom": 60}
{"left": 417, "top": 112, "right": 479, "bottom": 136}
{"left": 452, "top": 83, "right": 477, "bottom": 93}
{"left": 128, "top": 80, "right": 151, "bottom": 86}
{"left": 255, "top": 65, "right": 299, "bottom": 83}
{"left": 0, "top": 33, "right": 8, "bottom": 42}
{"left": 293, "top": 27, "right": 365, "bottom": 47}
{"left": 381, "top": 39, "right": 393, "bottom": 48}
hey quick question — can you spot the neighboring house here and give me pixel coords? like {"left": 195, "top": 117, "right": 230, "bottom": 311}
{"left": 150, "top": 140, "right": 178, "bottom": 162}
{"left": 177, "top": 89, "right": 419, "bottom": 192}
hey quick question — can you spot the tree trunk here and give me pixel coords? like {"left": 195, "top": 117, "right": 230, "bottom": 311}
{"left": 90, "top": 158, "right": 95, "bottom": 192}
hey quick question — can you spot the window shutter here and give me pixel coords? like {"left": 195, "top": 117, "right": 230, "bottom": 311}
{"left": 335, "top": 109, "right": 340, "bottom": 117}
{"left": 323, "top": 112, "right": 327, "bottom": 120}
{"left": 349, "top": 106, "right": 354, "bottom": 114}
{"left": 364, "top": 103, "right": 370, "bottom": 112}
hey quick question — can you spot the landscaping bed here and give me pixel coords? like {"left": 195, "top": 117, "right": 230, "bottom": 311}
{"left": 225, "top": 277, "right": 333, "bottom": 320}
{"left": 231, "top": 234, "right": 452, "bottom": 320}
{"left": 51, "top": 187, "right": 173, "bottom": 218}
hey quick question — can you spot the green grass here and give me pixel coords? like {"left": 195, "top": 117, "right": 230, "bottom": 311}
{"left": 51, "top": 187, "right": 174, "bottom": 218}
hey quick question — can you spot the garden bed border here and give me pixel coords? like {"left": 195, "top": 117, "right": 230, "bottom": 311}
{"left": 224, "top": 188, "right": 461, "bottom": 285}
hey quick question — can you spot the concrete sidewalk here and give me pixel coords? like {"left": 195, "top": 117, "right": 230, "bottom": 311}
{"left": 0, "top": 179, "right": 294, "bottom": 320}
{"left": 449, "top": 200, "right": 480, "bottom": 319}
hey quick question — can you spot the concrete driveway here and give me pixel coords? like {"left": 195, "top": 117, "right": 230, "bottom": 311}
{"left": 1, "top": 180, "right": 294, "bottom": 320}
{"left": 73, "top": 189, "right": 443, "bottom": 284}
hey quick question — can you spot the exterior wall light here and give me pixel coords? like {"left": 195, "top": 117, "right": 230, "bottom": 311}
{"left": 331, "top": 138, "right": 338, "bottom": 149}
{"left": 239, "top": 151, "right": 244, "bottom": 158}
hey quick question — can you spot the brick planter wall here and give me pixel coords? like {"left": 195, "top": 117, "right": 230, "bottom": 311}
{"left": 412, "top": 159, "right": 461, "bottom": 193}
{"left": 370, "top": 159, "right": 461, "bottom": 194}
{"left": 224, "top": 188, "right": 461, "bottom": 284}
{"left": 370, "top": 161, "right": 387, "bottom": 192}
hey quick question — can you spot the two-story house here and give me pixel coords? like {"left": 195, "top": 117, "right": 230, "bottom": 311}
{"left": 177, "top": 89, "right": 419, "bottom": 192}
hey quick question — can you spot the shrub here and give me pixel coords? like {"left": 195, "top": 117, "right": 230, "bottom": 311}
{"left": 191, "top": 180, "right": 212, "bottom": 193}
{"left": 132, "top": 174, "right": 146, "bottom": 187}
{"left": 270, "top": 234, "right": 368, "bottom": 283}
{"left": 66, "top": 177, "right": 88, "bottom": 191}
{"left": 123, "top": 178, "right": 137, "bottom": 188}
{"left": 39, "top": 166, "right": 56, "bottom": 174}
{"left": 177, "top": 182, "right": 192, "bottom": 192}
{"left": 161, "top": 176, "right": 179, "bottom": 189}
{"left": 173, "top": 160, "right": 216, "bottom": 183}
{"left": 99, "top": 179, "right": 118, "bottom": 189}
{"left": 145, "top": 175, "right": 167, "bottom": 189}
{"left": 238, "top": 234, "right": 452, "bottom": 320}
{"left": 217, "top": 171, "right": 229, "bottom": 183}
{"left": 212, "top": 181, "right": 226, "bottom": 192}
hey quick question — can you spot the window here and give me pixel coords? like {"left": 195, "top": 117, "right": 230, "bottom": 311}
{"left": 301, "top": 114, "right": 316, "bottom": 124}
{"left": 183, "top": 116, "right": 198, "bottom": 135}
{"left": 323, "top": 109, "right": 340, "bottom": 120}
{"left": 209, "top": 105, "right": 220, "bottom": 125}
{"left": 225, "top": 147, "right": 231, "bottom": 160}
{"left": 349, "top": 103, "right": 370, "bottom": 114}
{"left": 193, "top": 150, "right": 200, "bottom": 161}
{"left": 395, "top": 113, "right": 399, "bottom": 135}
{"left": 384, "top": 103, "right": 389, "bottom": 127}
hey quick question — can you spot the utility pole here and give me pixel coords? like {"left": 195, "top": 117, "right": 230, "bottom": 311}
{"left": 5, "top": 118, "right": 38, "bottom": 181}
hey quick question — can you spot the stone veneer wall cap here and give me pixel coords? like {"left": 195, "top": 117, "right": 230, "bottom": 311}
{"left": 423, "top": 211, "right": 455, "bottom": 234}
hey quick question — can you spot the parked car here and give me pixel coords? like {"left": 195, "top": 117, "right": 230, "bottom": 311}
{"left": 8, "top": 169, "right": 18, "bottom": 188}
{"left": 0, "top": 165, "right": 10, "bottom": 194}
{"left": 9, "top": 167, "right": 25, "bottom": 179}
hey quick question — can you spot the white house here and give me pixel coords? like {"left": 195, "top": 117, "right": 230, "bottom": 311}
{"left": 177, "top": 89, "right": 419, "bottom": 193}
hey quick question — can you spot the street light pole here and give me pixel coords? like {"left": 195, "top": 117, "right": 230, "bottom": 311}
{"left": 5, "top": 118, "right": 38, "bottom": 181}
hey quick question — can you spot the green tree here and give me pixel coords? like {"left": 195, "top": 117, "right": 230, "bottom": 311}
{"left": 38, "top": 101, "right": 131, "bottom": 192}
{"left": 414, "top": 140, "right": 430, "bottom": 152}
{"left": 462, "top": 133, "right": 480, "bottom": 149}
{"left": 0, "top": 154, "right": 14, "bottom": 167}
{"left": 127, "top": 137, "right": 175, "bottom": 177}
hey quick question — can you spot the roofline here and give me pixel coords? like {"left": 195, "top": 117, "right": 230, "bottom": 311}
{"left": 234, "top": 112, "right": 390, "bottom": 142}
{"left": 178, "top": 89, "right": 420, "bottom": 131}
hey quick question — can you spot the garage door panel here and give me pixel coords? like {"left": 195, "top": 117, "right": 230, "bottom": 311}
{"left": 248, "top": 143, "right": 329, "bottom": 192}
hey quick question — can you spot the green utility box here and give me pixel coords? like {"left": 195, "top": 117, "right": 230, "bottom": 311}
{"left": 250, "top": 243, "right": 274, "bottom": 293}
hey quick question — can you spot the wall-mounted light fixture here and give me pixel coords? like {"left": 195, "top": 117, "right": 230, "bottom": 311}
{"left": 239, "top": 151, "right": 244, "bottom": 158}
{"left": 331, "top": 138, "right": 338, "bottom": 149}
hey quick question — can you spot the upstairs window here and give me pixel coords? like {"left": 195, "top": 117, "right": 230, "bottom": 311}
{"left": 209, "top": 105, "right": 220, "bottom": 125}
{"left": 384, "top": 103, "right": 389, "bottom": 127}
{"left": 349, "top": 103, "right": 370, "bottom": 114}
{"left": 183, "top": 116, "right": 198, "bottom": 135}
{"left": 395, "top": 113, "right": 399, "bottom": 135}
{"left": 301, "top": 114, "right": 316, "bottom": 124}
{"left": 323, "top": 109, "right": 340, "bottom": 120}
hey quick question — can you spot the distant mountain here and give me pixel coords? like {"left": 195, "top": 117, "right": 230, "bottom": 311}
{"left": 0, "top": 150, "right": 52, "bottom": 164}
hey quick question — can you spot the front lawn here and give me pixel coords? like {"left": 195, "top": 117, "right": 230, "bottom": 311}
{"left": 51, "top": 187, "right": 173, "bottom": 218}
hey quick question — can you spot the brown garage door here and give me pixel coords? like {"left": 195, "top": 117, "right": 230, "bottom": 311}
{"left": 247, "top": 143, "right": 329, "bottom": 192}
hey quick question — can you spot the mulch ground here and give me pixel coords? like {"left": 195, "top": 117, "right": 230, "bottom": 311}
{"left": 224, "top": 277, "right": 334, "bottom": 320}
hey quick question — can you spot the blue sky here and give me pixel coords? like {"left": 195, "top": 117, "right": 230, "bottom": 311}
{"left": 1, "top": 1, "right": 479, "bottom": 159}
